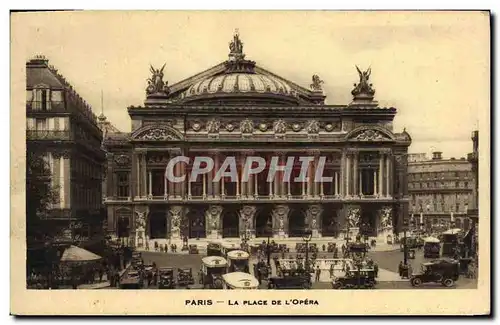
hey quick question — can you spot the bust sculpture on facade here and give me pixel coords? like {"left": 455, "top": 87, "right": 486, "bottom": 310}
{"left": 146, "top": 64, "right": 170, "bottom": 95}
{"left": 240, "top": 119, "right": 254, "bottom": 134}
{"left": 273, "top": 119, "right": 287, "bottom": 137}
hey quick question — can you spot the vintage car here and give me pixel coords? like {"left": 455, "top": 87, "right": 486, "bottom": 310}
{"left": 222, "top": 272, "right": 260, "bottom": 290}
{"left": 120, "top": 270, "right": 142, "bottom": 289}
{"left": 206, "top": 241, "right": 223, "bottom": 257}
{"left": 221, "top": 242, "right": 240, "bottom": 257}
{"left": 410, "top": 258, "right": 460, "bottom": 287}
{"left": 227, "top": 250, "right": 250, "bottom": 273}
{"left": 177, "top": 268, "right": 195, "bottom": 286}
{"left": 268, "top": 269, "right": 312, "bottom": 289}
{"left": 199, "top": 256, "right": 228, "bottom": 289}
{"left": 423, "top": 237, "right": 441, "bottom": 258}
{"left": 331, "top": 269, "right": 376, "bottom": 289}
{"left": 158, "top": 267, "right": 176, "bottom": 289}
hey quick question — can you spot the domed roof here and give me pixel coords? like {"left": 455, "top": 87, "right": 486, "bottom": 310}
{"left": 184, "top": 72, "right": 296, "bottom": 101}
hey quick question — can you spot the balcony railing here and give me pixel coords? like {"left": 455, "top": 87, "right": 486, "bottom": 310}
{"left": 27, "top": 101, "right": 66, "bottom": 112}
{"left": 26, "top": 130, "right": 72, "bottom": 140}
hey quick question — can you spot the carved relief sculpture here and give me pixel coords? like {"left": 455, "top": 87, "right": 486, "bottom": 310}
{"left": 114, "top": 154, "right": 131, "bottom": 166}
{"left": 240, "top": 119, "right": 254, "bottom": 134}
{"left": 169, "top": 206, "right": 183, "bottom": 238}
{"left": 355, "top": 129, "right": 387, "bottom": 141}
{"left": 306, "top": 120, "right": 320, "bottom": 135}
{"left": 347, "top": 207, "right": 361, "bottom": 228}
{"left": 379, "top": 206, "right": 393, "bottom": 229}
{"left": 138, "top": 127, "right": 178, "bottom": 141}
{"left": 239, "top": 205, "right": 256, "bottom": 233}
{"left": 272, "top": 205, "right": 290, "bottom": 232}
{"left": 205, "top": 205, "right": 223, "bottom": 231}
{"left": 273, "top": 119, "right": 287, "bottom": 137}
{"left": 207, "top": 119, "right": 221, "bottom": 134}
{"left": 306, "top": 205, "right": 323, "bottom": 230}
{"left": 135, "top": 211, "right": 146, "bottom": 231}
{"left": 146, "top": 64, "right": 170, "bottom": 95}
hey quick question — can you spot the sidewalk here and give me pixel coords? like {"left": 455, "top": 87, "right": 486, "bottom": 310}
{"left": 76, "top": 262, "right": 132, "bottom": 289}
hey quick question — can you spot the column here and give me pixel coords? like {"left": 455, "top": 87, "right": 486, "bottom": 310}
{"left": 239, "top": 155, "right": 245, "bottom": 197}
{"left": 302, "top": 175, "right": 306, "bottom": 197}
{"left": 280, "top": 155, "right": 287, "bottom": 197}
{"left": 379, "top": 152, "right": 384, "bottom": 196}
{"left": 214, "top": 153, "right": 220, "bottom": 197}
{"left": 386, "top": 154, "right": 391, "bottom": 197}
{"left": 340, "top": 151, "right": 345, "bottom": 198}
{"left": 63, "top": 154, "right": 71, "bottom": 209}
{"left": 141, "top": 153, "right": 147, "bottom": 198}
{"left": 287, "top": 179, "right": 291, "bottom": 197}
{"left": 334, "top": 171, "right": 338, "bottom": 196}
{"left": 269, "top": 176, "right": 273, "bottom": 198}
{"left": 187, "top": 176, "right": 191, "bottom": 198}
{"left": 345, "top": 153, "right": 350, "bottom": 197}
{"left": 359, "top": 170, "right": 363, "bottom": 196}
{"left": 221, "top": 175, "right": 225, "bottom": 198}
{"left": 254, "top": 174, "right": 258, "bottom": 197}
{"left": 320, "top": 176, "right": 324, "bottom": 197}
{"left": 164, "top": 173, "right": 168, "bottom": 199}
{"left": 132, "top": 152, "right": 139, "bottom": 198}
{"left": 314, "top": 156, "right": 320, "bottom": 197}
{"left": 307, "top": 159, "right": 312, "bottom": 197}
{"left": 148, "top": 171, "right": 152, "bottom": 198}
{"left": 374, "top": 170, "right": 378, "bottom": 196}
{"left": 207, "top": 157, "right": 213, "bottom": 198}
{"left": 202, "top": 174, "right": 207, "bottom": 198}
{"left": 353, "top": 152, "right": 358, "bottom": 196}
{"left": 236, "top": 169, "right": 240, "bottom": 198}
{"left": 59, "top": 155, "right": 65, "bottom": 208}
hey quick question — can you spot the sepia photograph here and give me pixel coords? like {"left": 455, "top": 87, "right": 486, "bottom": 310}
{"left": 10, "top": 10, "right": 490, "bottom": 315}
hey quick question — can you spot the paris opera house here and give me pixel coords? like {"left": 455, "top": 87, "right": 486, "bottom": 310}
{"left": 102, "top": 31, "right": 412, "bottom": 248}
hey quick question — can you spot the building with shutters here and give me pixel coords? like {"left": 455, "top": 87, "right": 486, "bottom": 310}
{"left": 407, "top": 151, "right": 473, "bottom": 232}
{"left": 26, "top": 55, "right": 106, "bottom": 244}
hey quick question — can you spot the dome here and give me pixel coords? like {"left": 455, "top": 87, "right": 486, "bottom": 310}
{"left": 182, "top": 72, "right": 299, "bottom": 105}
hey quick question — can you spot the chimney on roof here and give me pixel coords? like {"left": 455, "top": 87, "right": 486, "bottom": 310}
{"left": 432, "top": 151, "right": 442, "bottom": 160}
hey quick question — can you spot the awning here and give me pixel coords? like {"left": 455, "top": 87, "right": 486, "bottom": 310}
{"left": 60, "top": 245, "right": 102, "bottom": 262}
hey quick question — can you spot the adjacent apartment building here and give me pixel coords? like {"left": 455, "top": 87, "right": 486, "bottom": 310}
{"left": 407, "top": 151, "right": 473, "bottom": 231}
{"left": 26, "top": 55, "right": 106, "bottom": 246}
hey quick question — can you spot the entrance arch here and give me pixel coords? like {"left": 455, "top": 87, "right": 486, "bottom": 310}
{"left": 187, "top": 208, "right": 206, "bottom": 239}
{"left": 322, "top": 206, "right": 339, "bottom": 237}
{"left": 149, "top": 208, "right": 167, "bottom": 239}
{"left": 288, "top": 208, "right": 305, "bottom": 237}
{"left": 255, "top": 206, "right": 273, "bottom": 237}
{"left": 222, "top": 208, "right": 239, "bottom": 238}
{"left": 115, "top": 208, "right": 131, "bottom": 238}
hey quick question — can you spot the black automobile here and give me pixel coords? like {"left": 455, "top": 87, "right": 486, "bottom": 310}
{"left": 158, "top": 267, "right": 176, "bottom": 289}
{"left": 177, "top": 267, "right": 195, "bottom": 286}
{"left": 331, "top": 269, "right": 376, "bottom": 289}
{"left": 410, "top": 258, "right": 460, "bottom": 288}
{"left": 268, "top": 270, "right": 312, "bottom": 289}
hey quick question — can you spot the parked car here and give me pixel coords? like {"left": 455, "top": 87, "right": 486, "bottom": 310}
{"left": 410, "top": 258, "right": 460, "bottom": 287}
{"left": 158, "top": 267, "right": 175, "bottom": 289}
{"left": 268, "top": 270, "right": 311, "bottom": 289}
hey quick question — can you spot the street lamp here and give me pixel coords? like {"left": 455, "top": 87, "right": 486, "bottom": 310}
{"left": 265, "top": 218, "right": 273, "bottom": 266}
{"left": 402, "top": 218, "right": 409, "bottom": 266}
{"left": 302, "top": 227, "right": 313, "bottom": 272}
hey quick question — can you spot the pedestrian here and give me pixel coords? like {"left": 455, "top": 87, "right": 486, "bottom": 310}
{"left": 374, "top": 263, "right": 379, "bottom": 278}
{"left": 329, "top": 263, "right": 334, "bottom": 278}
{"left": 398, "top": 261, "right": 404, "bottom": 277}
{"left": 315, "top": 265, "right": 321, "bottom": 282}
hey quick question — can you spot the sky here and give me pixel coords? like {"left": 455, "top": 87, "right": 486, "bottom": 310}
{"left": 12, "top": 11, "right": 489, "bottom": 159}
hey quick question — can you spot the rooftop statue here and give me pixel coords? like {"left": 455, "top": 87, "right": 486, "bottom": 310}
{"left": 228, "top": 29, "right": 245, "bottom": 61}
{"left": 146, "top": 63, "right": 170, "bottom": 95}
{"left": 310, "top": 75, "right": 324, "bottom": 91}
{"left": 351, "top": 65, "right": 375, "bottom": 99}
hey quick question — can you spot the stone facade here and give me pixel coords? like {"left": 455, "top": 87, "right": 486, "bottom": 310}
{"left": 407, "top": 151, "right": 473, "bottom": 231}
{"left": 103, "top": 32, "right": 411, "bottom": 245}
